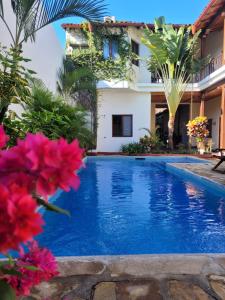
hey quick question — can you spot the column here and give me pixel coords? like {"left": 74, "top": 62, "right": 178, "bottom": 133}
{"left": 220, "top": 85, "right": 225, "bottom": 148}
{"left": 200, "top": 94, "right": 205, "bottom": 117}
{"left": 223, "top": 14, "right": 225, "bottom": 64}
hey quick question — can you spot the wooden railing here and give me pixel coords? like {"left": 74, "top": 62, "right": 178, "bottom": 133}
{"left": 151, "top": 53, "right": 223, "bottom": 83}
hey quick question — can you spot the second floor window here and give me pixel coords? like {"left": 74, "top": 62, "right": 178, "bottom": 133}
{"left": 103, "top": 38, "right": 119, "bottom": 60}
{"left": 131, "top": 39, "right": 139, "bottom": 66}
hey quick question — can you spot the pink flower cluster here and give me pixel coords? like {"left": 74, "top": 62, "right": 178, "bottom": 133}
{"left": 0, "top": 184, "right": 43, "bottom": 253}
{"left": 0, "top": 126, "right": 83, "bottom": 250}
{"left": 0, "top": 126, "right": 84, "bottom": 296}
{"left": 7, "top": 241, "right": 59, "bottom": 296}
{"left": 0, "top": 131, "right": 84, "bottom": 198}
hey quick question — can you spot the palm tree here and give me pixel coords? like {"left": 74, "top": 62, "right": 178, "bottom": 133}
{"left": 57, "top": 57, "right": 98, "bottom": 138}
{"left": 57, "top": 57, "right": 96, "bottom": 104}
{"left": 142, "top": 17, "right": 201, "bottom": 150}
{"left": 0, "top": 0, "right": 106, "bottom": 48}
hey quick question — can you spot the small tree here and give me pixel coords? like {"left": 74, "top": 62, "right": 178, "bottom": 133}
{"left": 142, "top": 17, "right": 202, "bottom": 150}
{"left": 57, "top": 57, "right": 98, "bottom": 139}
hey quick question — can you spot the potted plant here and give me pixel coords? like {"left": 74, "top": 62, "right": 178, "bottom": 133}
{"left": 186, "top": 116, "right": 209, "bottom": 154}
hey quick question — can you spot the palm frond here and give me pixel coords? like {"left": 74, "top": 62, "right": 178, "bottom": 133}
{"left": 19, "top": 0, "right": 107, "bottom": 43}
{"left": 0, "top": 0, "right": 3, "bottom": 17}
{"left": 57, "top": 57, "right": 96, "bottom": 103}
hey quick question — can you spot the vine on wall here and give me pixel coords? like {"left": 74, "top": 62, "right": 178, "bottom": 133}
{"left": 70, "top": 23, "right": 137, "bottom": 81}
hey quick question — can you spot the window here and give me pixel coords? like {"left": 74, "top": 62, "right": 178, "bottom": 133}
{"left": 112, "top": 115, "right": 133, "bottom": 137}
{"left": 103, "top": 38, "right": 119, "bottom": 59}
{"left": 131, "top": 39, "right": 139, "bottom": 66}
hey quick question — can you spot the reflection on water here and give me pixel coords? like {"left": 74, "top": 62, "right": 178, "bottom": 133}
{"left": 38, "top": 157, "right": 225, "bottom": 256}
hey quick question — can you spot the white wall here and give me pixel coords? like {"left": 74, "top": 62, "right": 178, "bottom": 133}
{"left": 0, "top": 0, "right": 63, "bottom": 92}
{"left": 128, "top": 27, "right": 151, "bottom": 84}
{"left": 205, "top": 97, "right": 221, "bottom": 148}
{"left": 97, "top": 90, "right": 151, "bottom": 152}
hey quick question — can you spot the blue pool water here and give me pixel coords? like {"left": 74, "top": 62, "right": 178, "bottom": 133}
{"left": 38, "top": 156, "right": 225, "bottom": 256}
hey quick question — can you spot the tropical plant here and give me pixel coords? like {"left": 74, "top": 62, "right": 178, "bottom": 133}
{"left": 0, "top": 0, "right": 106, "bottom": 121}
{"left": 57, "top": 57, "right": 96, "bottom": 103}
{"left": 139, "top": 128, "right": 164, "bottom": 152}
{"left": 0, "top": 0, "right": 106, "bottom": 48}
{"left": 121, "top": 142, "right": 146, "bottom": 155}
{"left": 142, "top": 17, "right": 203, "bottom": 150}
{"left": 70, "top": 23, "right": 135, "bottom": 81}
{"left": 0, "top": 45, "right": 33, "bottom": 122}
{"left": 57, "top": 57, "right": 98, "bottom": 141}
{"left": 4, "top": 82, "right": 95, "bottom": 149}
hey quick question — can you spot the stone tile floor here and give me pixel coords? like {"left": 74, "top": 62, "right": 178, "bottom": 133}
{"left": 26, "top": 255, "right": 225, "bottom": 299}
{"left": 169, "top": 159, "right": 225, "bottom": 187}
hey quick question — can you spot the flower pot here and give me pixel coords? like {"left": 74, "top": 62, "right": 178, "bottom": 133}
{"left": 197, "top": 141, "right": 205, "bottom": 155}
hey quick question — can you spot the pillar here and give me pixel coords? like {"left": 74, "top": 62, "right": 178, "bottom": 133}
{"left": 200, "top": 94, "right": 205, "bottom": 117}
{"left": 223, "top": 14, "right": 225, "bottom": 64}
{"left": 220, "top": 85, "right": 225, "bottom": 148}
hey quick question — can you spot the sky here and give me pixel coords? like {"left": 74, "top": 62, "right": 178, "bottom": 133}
{"left": 54, "top": 0, "right": 210, "bottom": 48}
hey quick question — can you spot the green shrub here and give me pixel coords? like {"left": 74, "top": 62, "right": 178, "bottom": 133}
{"left": 139, "top": 128, "right": 164, "bottom": 152}
{"left": 4, "top": 83, "right": 94, "bottom": 150}
{"left": 121, "top": 142, "right": 145, "bottom": 155}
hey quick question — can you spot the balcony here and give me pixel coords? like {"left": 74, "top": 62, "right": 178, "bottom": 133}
{"left": 151, "top": 53, "right": 224, "bottom": 84}
{"left": 194, "top": 53, "right": 223, "bottom": 82}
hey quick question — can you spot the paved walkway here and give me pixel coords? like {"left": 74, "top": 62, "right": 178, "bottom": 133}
{"left": 28, "top": 255, "right": 225, "bottom": 299}
{"left": 170, "top": 159, "right": 225, "bottom": 187}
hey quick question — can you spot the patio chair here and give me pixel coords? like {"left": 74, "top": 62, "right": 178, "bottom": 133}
{"left": 212, "top": 149, "right": 225, "bottom": 173}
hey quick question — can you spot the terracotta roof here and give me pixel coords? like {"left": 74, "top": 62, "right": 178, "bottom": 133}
{"left": 63, "top": 0, "right": 225, "bottom": 33}
{"left": 193, "top": 0, "right": 225, "bottom": 32}
{"left": 62, "top": 22, "right": 153, "bottom": 29}
{"left": 62, "top": 22, "right": 187, "bottom": 30}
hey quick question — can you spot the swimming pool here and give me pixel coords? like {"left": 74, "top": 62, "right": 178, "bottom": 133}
{"left": 38, "top": 156, "right": 225, "bottom": 256}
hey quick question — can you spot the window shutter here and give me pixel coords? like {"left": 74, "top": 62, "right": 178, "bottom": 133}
{"left": 112, "top": 40, "right": 119, "bottom": 59}
{"left": 103, "top": 39, "right": 110, "bottom": 59}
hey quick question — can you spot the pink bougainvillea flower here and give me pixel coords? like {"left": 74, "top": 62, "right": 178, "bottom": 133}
{"left": 0, "top": 125, "right": 9, "bottom": 148}
{"left": 7, "top": 241, "right": 58, "bottom": 296}
{"left": 0, "top": 184, "right": 43, "bottom": 252}
{"left": 0, "top": 132, "right": 84, "bottom": 198}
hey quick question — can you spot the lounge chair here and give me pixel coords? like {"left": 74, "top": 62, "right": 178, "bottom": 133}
{"left": 212, "top": 149, "right": 225, "bottom": 173}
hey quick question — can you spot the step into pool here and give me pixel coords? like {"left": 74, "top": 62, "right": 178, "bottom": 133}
{"left": 38, "top": 156, "right": 225, "bottom": 256}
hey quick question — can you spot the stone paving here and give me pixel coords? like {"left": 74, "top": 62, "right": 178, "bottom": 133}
{"left": 168, "top": 159, "right": 225, "bottom": 187}
{"left": 26, "top": 255, "right": 225, "bottom": 299}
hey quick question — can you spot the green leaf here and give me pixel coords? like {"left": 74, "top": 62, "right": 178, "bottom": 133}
{"left": 27, "top": 69, "right": 37, "bottom": 75}
{"left": 36, "top": 198, "right": 70, "bottom": 217}
{"left": 23, "top": 265, "right": 39, "bottom": 271}
{"left": 0, "top": 280, "right": 16, "bottom": 300}
{"left": 0, "top": 268, "right": 21, "bottom": 276}
{"left": 5, "top": 254, "right": 14, "bottom": 267}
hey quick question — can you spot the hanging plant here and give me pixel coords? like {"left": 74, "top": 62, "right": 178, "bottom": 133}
{"left": 70, "top": 23, "right": 136, "bottom": 81}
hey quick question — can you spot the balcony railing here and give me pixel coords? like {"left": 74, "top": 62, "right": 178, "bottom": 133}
{"left": 194, "top": 53, "right": 223, "bottom": 82}
{"left": 151, "top": 53, "right": 223, "bottom": 83}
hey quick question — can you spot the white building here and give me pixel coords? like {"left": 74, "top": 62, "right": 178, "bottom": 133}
{"left": 0, "top": 0, "right": 63, "bottom": 92}
{"left": 63, "top": 0, "right": 225, "bottom": 153}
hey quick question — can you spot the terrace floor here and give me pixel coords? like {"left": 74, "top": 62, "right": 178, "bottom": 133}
{"left": 170, "top": 159, "right": 225, "bottom": 187}
{"left": 30, "top": 255, "right": 225, "bottom": 299}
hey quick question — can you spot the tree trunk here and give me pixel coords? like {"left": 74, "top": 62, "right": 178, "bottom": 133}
{"left": 0, "top": 106, "right": 8, "bottom": 124}
{"left": 168, "top": 115, "right": 175, "bottom": 150}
